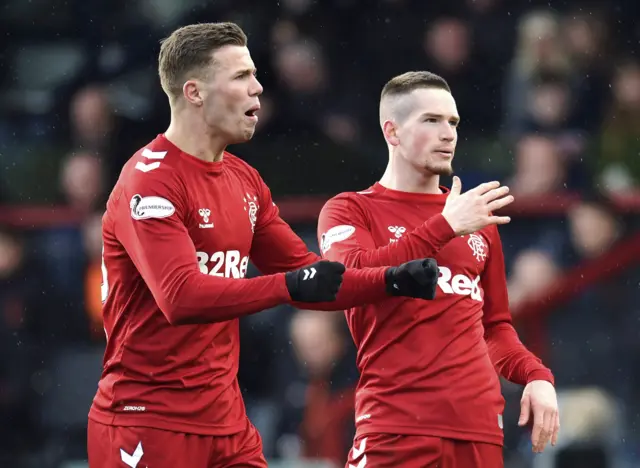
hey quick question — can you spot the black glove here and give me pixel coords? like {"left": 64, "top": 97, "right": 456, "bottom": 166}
{"left": 385, "top": 258, "right": 439, "bottom": 300}
{"left": 285, "top": 260, "right": 346, "bottom": 302}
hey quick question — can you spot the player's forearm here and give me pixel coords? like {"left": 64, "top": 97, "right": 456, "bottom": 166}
{"left": 343, "top": 215, "right": 454, "bottom": 268}
{"left": 158, "top": 269, "right": 290, "bottom": 324}
{"left": 485, "top": 322, "right": 555, "bottom": 386}
{"left": 291, "top": 267, "right": 389, "bottom": 310}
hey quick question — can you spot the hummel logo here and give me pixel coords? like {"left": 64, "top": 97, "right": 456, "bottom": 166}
{"left": 120, "top": 442, "right": 143, "bottom": 468}
{"left": 349, "top": 438, "right": 367, "bottom": 468}
{"left": 352, "top": 438, "right": 367, "bottom": 459}
{"left": 141, "top": 148, "right": 167, "bottom": 159}
{"left": 198, "top": 208, "right": 213, "bottom": 229}
{"left": 302, "top": 268, "right": 317, "bottom": 280}
{"left": 348, "top": 457, "right": 367, "bottom": 468}
{"left": 135, "top": 148, "right": 167, "bottom": 173}
{"left": 135, "top": 161, "right": 160, "bottom": 173}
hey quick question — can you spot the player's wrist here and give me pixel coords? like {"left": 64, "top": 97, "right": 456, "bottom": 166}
{"left": 526, "top": 369, "right": 555, "bottom": 386}
{"left": 284, "top": 270, "right": 302, "bottom": 301}
{"left": 427, "top": 213, "right": 457, "bottom": 241}
{"left": 440, "top": 212, "right": 462, "bottom": 237}
{"left": 284, "top": 261, "right": 345, "bottom": 302}
{"left": 384, "top": 258, "right": 438, "bottom": 299}
{"left": 383, "top": 267, "right": 399, "bottom": 295}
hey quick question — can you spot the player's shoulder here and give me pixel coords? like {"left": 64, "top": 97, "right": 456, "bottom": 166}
{"left": 120, "top": 135, "right": 183, "bottom": 190}
{"left": 108, "top": 136, "right": 187, "bottom": 218}
{"left": 323, "top": 186, "right": 377, "bottom": 210}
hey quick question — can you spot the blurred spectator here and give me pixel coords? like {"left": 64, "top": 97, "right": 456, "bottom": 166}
{"left": 271, "top": 38, "right": 361, "bottom": 145}
{"left": 545, "top": 193, "right": 635, "bottom": 420}
{"left": 64, "top": 83, "right": 160, "bottom": 188}
{"left": 504, "top": 10, "right": 572, "bottom": 138}
{"left": 561, "top": 11, "right": 610, "bottom": 132}
{"left": 464, "top": 0, "right": 515, "bottom": 73}
{"left": 567, "top": 193, "right": 623, "bottom": 261}
{"left": 69, "top": 86, "right": 114, "bottom": 154}
{"left": 0, "top": 229, "right": 37, "bottom": 457}
{"left": 508, "top": 249, "right": 560, "bottom": 310}
{"left": 59, "top": 151, "right": 106, "bottom": 214}
{"left": 520, "top": 71, "right": 588, "bottom": 183}
{"left": 508, "top": 135, "right": 567, "bottom": 196}
{"left": 423, "top": 17, "right": 471, "bottom": 75}
{"left": 420, "top": 17, "right": 499, "bottom": 132}
{"left": 599, "top": 58, "right": 640, "bottom": 192}
{"left": 82, "top": 212, "right": 105, "bottom": 340}
{"left": 524, "top": 71, "right": 573, "bottom": 134}
{"left": 275, "top": 309, "right": 356, "bottom": 465}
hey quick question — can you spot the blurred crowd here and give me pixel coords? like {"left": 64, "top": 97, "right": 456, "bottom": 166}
{"left": 0, "top": 0, "right": 639, "bottom": 467}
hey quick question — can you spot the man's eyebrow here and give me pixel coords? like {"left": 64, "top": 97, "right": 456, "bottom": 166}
{"left": 421, "top": 112, "right": 460, "bottom": 123}
{"left": 235, "top": 67, "right": 257, "bottom": 76}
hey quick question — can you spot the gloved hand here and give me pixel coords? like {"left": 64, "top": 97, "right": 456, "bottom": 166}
{"left": 385, "top": 258, "right": 439, "bottom": 300}
{"left": 285, "top": 260, "right": 346, "bottom": 302}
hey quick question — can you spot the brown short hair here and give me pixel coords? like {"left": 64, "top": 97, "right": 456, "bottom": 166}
{"left": 381, "top": 71, "right": 451, "bottom": 100}
{"left": 158, "top": 22, "right": 248, "bottom": 100}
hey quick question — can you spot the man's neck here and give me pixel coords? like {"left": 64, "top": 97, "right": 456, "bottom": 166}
{"left": 378, "top": 156, "right": 442, "bottom": 194}
{"left": 164, "top": 108, "right": 226, "bottom": 163}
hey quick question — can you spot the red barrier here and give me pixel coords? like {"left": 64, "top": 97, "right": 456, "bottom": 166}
{"left": 269, "top": 191, "right": 640, "bottom": 222}
{"left": 1, "top": 191, "right": 640, "bottom": 228}
{"left": 512, "top": 230, "right": 640, "bottom": 358}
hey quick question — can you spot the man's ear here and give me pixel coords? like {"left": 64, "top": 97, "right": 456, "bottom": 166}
{"left": 382, "top": 120, "right": 400, "bottom": 146}
{"left": 183, "top": 80, "right": 203, "bottom": 106}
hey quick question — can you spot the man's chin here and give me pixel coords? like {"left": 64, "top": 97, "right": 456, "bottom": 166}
{"left": 426, "top": 164, "right": 454, "bottom": 177}
{"left": 242, "top": 128, "right": 256, "bottom": 141}
{"left": 229, "top": 129, "right": 255, "bottom": 145}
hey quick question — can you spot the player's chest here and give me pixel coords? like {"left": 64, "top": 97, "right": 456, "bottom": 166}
{"left": 365, "top": 203, "right": 490, "bottom": 276}
{"left": 183, "top": 174, "right": 259, "bottom": 276}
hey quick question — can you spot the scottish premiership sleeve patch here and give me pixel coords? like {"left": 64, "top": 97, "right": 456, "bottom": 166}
{"left": 130, "top": 194, "right": 176, "bottom": 220}
{"left": 321, "top": 225, "right": 356, "bottom": 253}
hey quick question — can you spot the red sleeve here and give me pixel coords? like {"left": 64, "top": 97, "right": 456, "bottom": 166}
{"left": 317, "top": 193, "right": 455, "bottom": 267}
{"left": 249, "top": 179, "right": 391, "bottom": 310}
{"left": 481, "top": 226, "right": 555, "bottom": 386}
{"left": 115, "top": 169, "right": 291, "bottom": 325}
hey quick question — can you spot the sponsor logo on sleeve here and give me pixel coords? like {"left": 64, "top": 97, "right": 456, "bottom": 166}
{"left": 130, "top": 194, "right": 175, "bottom": 220}
{"left": 320, "top": 224, "right": 356, "bottom": 253}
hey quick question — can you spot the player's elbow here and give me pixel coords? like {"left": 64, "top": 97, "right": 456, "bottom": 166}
{"left": 154, "top": 297, "right": 187, "bottom": 325}
{"left": 158, "top": 299, "right": 213, "bottom": 325}
{"left": 155, "top": 270, "right": 235, "bottom": 325}
{"left": 155, "top": 270, "right": 201, "bottom": 325}
{"left": 160, "top": 300, "right": 235, "bottom": 325}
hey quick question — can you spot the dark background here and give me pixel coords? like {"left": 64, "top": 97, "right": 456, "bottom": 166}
{"left": 0, "top": 0, "right": 639, "bottom": 467}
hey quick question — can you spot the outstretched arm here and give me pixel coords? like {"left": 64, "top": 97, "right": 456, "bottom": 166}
{"left": 481, "top": 225, "right": 558, "bottom": 453}
{"left": 249, "top": 185, "right": 391, "bottom": 310}
{"left": 117, "top": 174, "right": 291, "bottom": 325}
{"left": 318, "top": 193, "right": 454, "bottom": 267}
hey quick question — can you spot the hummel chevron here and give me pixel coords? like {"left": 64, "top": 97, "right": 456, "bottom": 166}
{"left": 302, "top": 267, "right": 317, "bottom": 280}
{"left": 120, "top": 442, "right": 143, "bottom": 468}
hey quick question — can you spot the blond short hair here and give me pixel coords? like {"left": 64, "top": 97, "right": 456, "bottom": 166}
{"left": 158, "top": 22, "right": 247, "bottom": 101}
{"left": 381, "top": 71, "right": 451, "bottom": 100}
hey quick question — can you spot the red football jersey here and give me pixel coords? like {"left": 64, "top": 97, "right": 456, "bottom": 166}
{"left": 318, "top": 182, "right": 554, "bottom": 446}
{"left": 89, "top": 135, "right": 392, "bottom": 435}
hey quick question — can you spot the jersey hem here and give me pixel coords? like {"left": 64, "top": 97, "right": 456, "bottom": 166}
{"left": 356, "top": 423, "right": 504, "bottom": 446}
{"left": 88, "top": 406, "right": 245, "bottom": 436}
